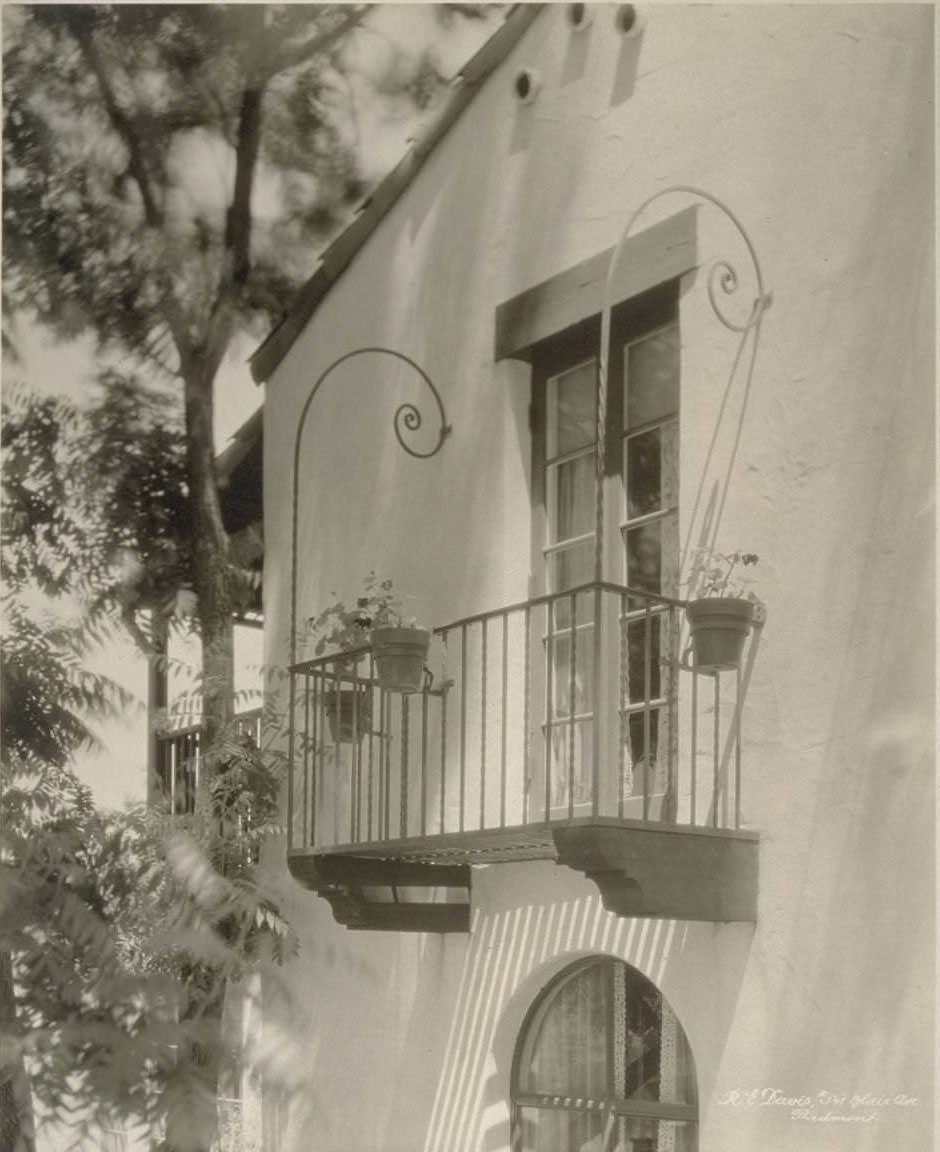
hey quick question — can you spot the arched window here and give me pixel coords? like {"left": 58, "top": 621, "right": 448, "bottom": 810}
{"left": 511, "top": 957, "right": 697, "bottom": 1152}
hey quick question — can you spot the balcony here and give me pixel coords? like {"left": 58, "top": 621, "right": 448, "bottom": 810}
{"left": 287, "top": 583, "right": 761, "bottom": 931}
{"left": 155, "top": 708, "right": 263, "bottom": 815}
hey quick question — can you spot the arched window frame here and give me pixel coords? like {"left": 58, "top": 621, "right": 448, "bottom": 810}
{"left": 510, "top": 956, "right": 698, "bottom": 1151}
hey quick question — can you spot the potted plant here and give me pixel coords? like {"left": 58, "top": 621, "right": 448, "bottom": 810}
{"left": 359, "top": 573, "right": 431, "bottom": 694}
{"left": 684, "top": 549, "right": 760, "bottom": 670}
{"left": 306, "top": 593, "right": 374, "bottom": 743}
{"left": 308, "top": 573, "right": 431, "bottom": 704}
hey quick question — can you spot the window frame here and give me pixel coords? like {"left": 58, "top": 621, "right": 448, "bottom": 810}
{"left": 529, "top": 280, "right": 681, "bottom": 593}
{"left": 526, "top": 283, "right": 682, "bottom": 818}
{"left": 510, "top": 956, "right": 698, "bottom": 1151}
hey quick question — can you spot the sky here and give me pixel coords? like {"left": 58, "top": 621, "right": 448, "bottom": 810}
{"left": 3, "top": 4, "right": 502, "bottom": 810}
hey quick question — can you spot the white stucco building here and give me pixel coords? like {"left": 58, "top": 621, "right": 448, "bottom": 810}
{"left": 248, "top": 6, "right": 935, "bottom": 1151}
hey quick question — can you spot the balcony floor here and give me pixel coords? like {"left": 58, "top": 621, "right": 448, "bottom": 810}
{"left": 290, "top": 817, "right": 759, "bottom": 927}
{"left": 309, "top": 815, "right": 753, "bottom": 864}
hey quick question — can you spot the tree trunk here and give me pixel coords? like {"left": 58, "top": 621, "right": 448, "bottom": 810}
{"left": 164, "top": 972, "right": 227, "bottom": 1152}
{"left": 177, "top": 361, "right": 235, "bottom": 1152}
{"left": 183, "top": 362, "right": 235, "bottom": 764}
{"left": 147, "top": 613, "right": 170, "bottom": 807}
{"left": 0, "top": 950, "right": 36, "bottom": 1152}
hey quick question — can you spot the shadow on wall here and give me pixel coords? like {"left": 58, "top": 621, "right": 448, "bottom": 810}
{"left": 761, "top": 352, "right": 934, "bottom": 1140}
{"left": 676, "top": 209, "right": 768, "bottom": 573}
{"left": 756, "top": 72, "right": 935, "bottom": 1136}
{"left": 376, "top": 930, "right": 470, "bottom": 1152}
{"left": 246, "top": 885, "right": 392, "bottom": 1151}
{"left": 421, "top": 862, "right": 753, "bottom": 1152}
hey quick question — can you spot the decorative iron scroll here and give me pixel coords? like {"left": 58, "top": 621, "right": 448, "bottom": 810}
{"left": 289, "top": 346, "right": 451, "bottom": 667}
{"left": 595, "top": 186, "right": 771, "bottom": 583}
{"left": 286, "top": 347, "right": 451, "bottom": 848}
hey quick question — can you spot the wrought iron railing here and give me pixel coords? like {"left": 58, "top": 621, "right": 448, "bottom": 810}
{"left": 155, "top": 708, "right": 263, "bottom": 815}
{"left": 288, "top": 583, "right": 755, "bottom": 855}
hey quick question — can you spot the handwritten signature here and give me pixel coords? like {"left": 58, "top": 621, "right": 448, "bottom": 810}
{"left": 716, "top": 1088, "right": 918, "bottom": 1122}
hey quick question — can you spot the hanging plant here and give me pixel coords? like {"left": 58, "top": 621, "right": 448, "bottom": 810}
{"left": 684, "top": 550, "right": 760, "bottom": 670}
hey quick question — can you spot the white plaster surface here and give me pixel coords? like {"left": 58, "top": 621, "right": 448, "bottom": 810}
{"left": 261, "top": 7, "right": 934, "bottom": 1151}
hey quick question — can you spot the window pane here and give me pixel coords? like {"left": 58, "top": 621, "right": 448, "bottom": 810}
{"left": 625, "top": 423, "right": 677, "bottom": 520}
{"left": 624, "top": 517, "right": 678, "bottom": 598}
{"left": 625, "top": 521, "right": 662, "bottom": 595}
{"left": 623, "top": 709, "right": 669, "bottom": 798}
{"left": 549, "top": 719, "right": 593, "bottom": 808}
{"left": 550, "top": 360, "right": 596, "bottom": 456}
{"left": 615, "top": 967, "right": 697, "bottom": 1106}
{"left": 517, "top": 1107, "right": 607, "bottom": 1152}
{"left": 514, "top": 961, "right": 697, "bottom": 1152}
{"left": 517, "top": 1110, "right": 695, "bottom": 1152}
{"left": 616, "top": 1118, "right": 697, "bottom": 1152}
{"left": 550, "top": 628, "right": 594, "bottom": 716}
{"left": 521, "top": 962, "right": 609, "bottom": 1097}
{"left": 550, "top": 453, "right": 595, "bottom": 541}
{"left": 624, "top": 616, "right": 663, "bottom": 703}
{"left": 551, "top": 588, "right": 595, "bottom": 634}
{"left": 624, "top": 325, "right": 679, "bottom": 430}
{"left": 548, "top": 541, "right": 594, "bottom": 594}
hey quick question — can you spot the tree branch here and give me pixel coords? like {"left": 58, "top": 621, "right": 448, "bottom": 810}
{"left": 68, "top": 15, "right": 194, "bottom": 365}
{"left": 69, "top": 19, "right": 163, "bottom": 230}
{"left": 266, "top": 6, "right": 371, "bottom": 78}
{"left": 226, "top": 86, "right": 264, "bottom": 288}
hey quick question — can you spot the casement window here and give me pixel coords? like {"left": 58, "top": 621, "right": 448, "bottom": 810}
{"left": 529, "top": 281, "right": 680, "bottom": 811}
{"left": 511, "top": 957, "right": 698, "bottom": 1152}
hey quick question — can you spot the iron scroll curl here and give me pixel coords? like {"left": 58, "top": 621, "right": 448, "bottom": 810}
{"left": 594, "top": 185, "right": 770, "bottom": 583}
{"left": 289, "top": 345, "right": 451, "bottom": 667}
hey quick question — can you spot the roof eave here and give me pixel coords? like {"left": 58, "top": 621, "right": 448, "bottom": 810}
{"left": 249, "top": 4, "right": 545, "bottom": 385}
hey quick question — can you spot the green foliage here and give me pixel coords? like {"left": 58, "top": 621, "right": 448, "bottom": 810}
{"left": 1, "top": 6, "right": 502, "bottom": 1146}
{"left": 306, "top": 571, "right": 410, "bottom": 656}
{"left": 1, "top": 2, "right": 486, "bottom": 669}
{"left": 1, "top": 741, "right": 294, "bottom": 1147}
{"left": 1, "top": 506, "right": 290, "bottom": 1145}
{"left": 687, "top": 549, "right": 760, "bottom": 600}
{"left": 1, "top": 379, "right": 188, "bottom": 628}
{"left": 0, "top": 599, "right": 136, "bottom": 771}
{"left": 1, "top": 4, "right": 426, "bottom": 350}
{"left": 1, "top": 388, "right": 95, "bottom": 599}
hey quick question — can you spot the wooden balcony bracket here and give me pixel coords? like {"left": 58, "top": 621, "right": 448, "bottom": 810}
{"left": 289, "top": 852, "right": 471, "bottom": 933}
{"left": 552, "top": 821, "right": 758, "bottom": 923}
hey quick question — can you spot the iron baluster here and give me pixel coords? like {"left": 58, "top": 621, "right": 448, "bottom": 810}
{"left": 544, "top": 601, "right": 554, "bottom": 823}
{"left": 523, "top": 605, "right": 531, "bottom": 825}
{"left": 568, "top": 590, "right": 577, "bottom": 821}
{"left": 500, "top": 611, "right": 509, "bottom": 829}
{"left": 642, "top": 603, "right": 652, "bottom": 822}
{"left": 690, "top": 666, "right": 698, "bottom": 827}
{"left": 303, "top": 673, "right": 311, "bottom": 847}
{"left": 735, "top": 664, "right": 743, "bottom": 829}
{"left": 440, "top": 633, "right": 448, "bottom": 835}
{"left": 421, "top": 686, "right": 429, "bottom": 837}
{"left": 713, "top": 674, "right": 720, "bottom": 829}
{"left": 618, "top": 591, "right": 627, "bottom": 820}
{"left": 381, "top": 690, "right": 389, "bottom": 840}
{"left": 400, "top": 694, "right": 409, "bottom": 838}
{"left": 459, "top": 624, "right": 468, "bottom": 833}
{"left": 592, "top": 582, "right": 602, "bottom": 817}
{"left": 480, "top": 617, "right": 487, "bottom": 831}
{"left": 367, "top": 657, "right": 375, "bottom": 842}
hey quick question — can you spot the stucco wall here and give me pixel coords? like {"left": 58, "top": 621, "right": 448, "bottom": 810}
{"left": 261, "top": 6, "right": 934, "bottom": 1151}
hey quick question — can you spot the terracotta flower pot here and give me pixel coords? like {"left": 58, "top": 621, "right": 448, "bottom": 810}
{"left": 685, "top": 598, "right": 754, "bottom": 670}
{"left": 324, "top": 686, "right": 372, "bottom": 743}
{"left": 370, "top": 626, "right": 431, "bottom": 693}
